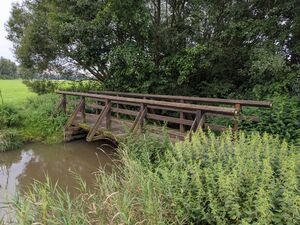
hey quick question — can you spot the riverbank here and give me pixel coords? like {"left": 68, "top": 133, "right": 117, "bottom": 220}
{"left": 0, "top": 93, "right": 67, "bottom": 152}
{"left": 13, "top": 131, "right": 300, "bottom": 224}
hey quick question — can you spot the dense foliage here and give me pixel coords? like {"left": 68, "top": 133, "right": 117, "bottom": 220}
{"left": 7, "top": 0, "right": 300, "bottom": 97}
{"left": 14, "top": 131, "right": 300, "bottom": 224}
{"left": 0, "top": 94, "right": 66, "bottom": 151}
{"left": 0, "top": 57, "right": 18, "bottom": 79}
{"left": 241, "top": 95, "right": 300, "bottom": 145}
{"left": 21, "top": 94, "right": 67, "bottom": 143}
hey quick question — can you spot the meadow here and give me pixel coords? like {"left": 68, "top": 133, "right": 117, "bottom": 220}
{"left": 0, "top": 80, "right": 36, "bottom": 104}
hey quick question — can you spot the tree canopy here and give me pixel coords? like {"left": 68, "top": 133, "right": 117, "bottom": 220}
{"left": 7, "top": 0, "right": 300, "bottom": 98}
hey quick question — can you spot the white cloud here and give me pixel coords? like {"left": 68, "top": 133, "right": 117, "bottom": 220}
{"left": 0, "top": 0, "right": 22, "bottom": 62}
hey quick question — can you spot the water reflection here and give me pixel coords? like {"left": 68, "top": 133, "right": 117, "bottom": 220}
{"left": 0, "top": 140, "right": 115, "bottom": 221}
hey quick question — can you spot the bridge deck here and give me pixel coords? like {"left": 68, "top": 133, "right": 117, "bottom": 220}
{"left": 70, "top": 113, "right": 185, "bottom": 142}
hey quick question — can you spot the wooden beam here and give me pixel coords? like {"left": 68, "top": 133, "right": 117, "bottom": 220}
{"left": 131, "top": 104, "right": 147, "bottom": 132}
{"left": 90, "top": 91, "right": 272, "bottom": 108}
{"left": 86, "top": 102, "right": 110, "bottom": 142}
{"left": 81, "top": 96, "right": 86, "bottom": 123}
{"left": 146, "top": 113, "right": 193, "bottom": 126}
{"left": 106, "top": 100, "right": 111, "bottom": 130}
{"left": 180, "top": 99, "right": 185, "bottom": 132}
{"left": 64, "top": 98, "right": 84, "bottom": 129}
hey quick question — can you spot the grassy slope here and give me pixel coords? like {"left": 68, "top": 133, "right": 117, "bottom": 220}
{"left": 0, "top": 80, "right": 36, "bottom": 104}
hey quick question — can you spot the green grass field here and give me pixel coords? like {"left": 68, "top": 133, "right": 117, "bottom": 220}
{"left": 0, "top": 80, "right": 36, "bottom": 104}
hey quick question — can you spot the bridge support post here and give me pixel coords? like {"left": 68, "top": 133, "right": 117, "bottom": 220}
{"left": 180, "top": 99, "right": 185, "bottom": 133}
{"left": 106, "top": 99, "right": 111, "bottom": 130}
{"left": 62, "top": 94, "right": 66, "bottom": 113}
{"left": 81, "top": 96, "right": 86, "bottom": 123}
{"left": 233, "top": 103, "right": 241, "bottom": 131}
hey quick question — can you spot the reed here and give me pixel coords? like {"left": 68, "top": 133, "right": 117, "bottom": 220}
{"left": 13, "top": 131, "right": 300, "bottom": 224}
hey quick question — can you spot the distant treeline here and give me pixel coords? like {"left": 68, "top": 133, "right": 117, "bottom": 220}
{"left": 0, "top": 57, "right": 18, "bottom": 79}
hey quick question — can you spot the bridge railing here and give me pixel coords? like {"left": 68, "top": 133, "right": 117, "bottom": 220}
{"left": 56, "top": 91, "right": 249, "bottom": 141}
{"left": 89, "top": 91, "right": 272, "bottom": 132}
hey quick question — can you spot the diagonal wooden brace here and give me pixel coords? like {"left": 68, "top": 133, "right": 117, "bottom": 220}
{"left": 189, "top": 110, "right": 206, "bottom": 140}
{"left": 64, "top": 98, "right": 84, "bottom": 129}
{"left": 131, "top": 104, "right": 147, "bottom": 133}
{"left": 86, "top": 101, "right": 111, "bottom": 142}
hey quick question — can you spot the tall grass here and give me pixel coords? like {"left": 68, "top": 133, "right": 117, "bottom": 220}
{"left": 0, "top": 94, "right": 67, "bottom": 151}
{"left": 13, "top": 131, "right": 300, "bottom": 224}
{"left": 0, "top": 129, "right": 23, "bottom": 152}
{"left": 21, "top": 94, "right": 67, "bottom": 143}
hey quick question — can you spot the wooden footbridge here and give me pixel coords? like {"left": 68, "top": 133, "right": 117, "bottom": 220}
{"left": 56, "top": 91, "right": 272, "bottom": 142}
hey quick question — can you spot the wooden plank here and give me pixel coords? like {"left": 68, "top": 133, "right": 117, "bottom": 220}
{"left": 81, "top": 96, "right": 86, "bottom": 123}
{"left": 106, "top": 100, "right": 111, "bottom": 130}
{"left": 146, "top": 113, "right": 193, "bottom": 126}
{"left": 111, "top": 108, "right": 138, "bottom": 117}
{"left": 180, "top": 99, "right": 185, "bottom": 132}
{"left": 90, "top": 91, "right": 272, "bottom": 108}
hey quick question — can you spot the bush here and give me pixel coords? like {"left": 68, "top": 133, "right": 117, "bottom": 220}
{"left": 59, "top": 80, "right": 102, "bottom": 92}
{"left": 23, "top": 79, "right": 58, "bottom": 95}
{"left": 14, "top": 131, "right": 300, "bottom": 224}
{"left": 241, "top": 95, "right": 300, "bottom": 144}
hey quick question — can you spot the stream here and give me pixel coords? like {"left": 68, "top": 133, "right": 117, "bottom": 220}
{"left": 0, "top": 140, "right": 116, "bottom": 222}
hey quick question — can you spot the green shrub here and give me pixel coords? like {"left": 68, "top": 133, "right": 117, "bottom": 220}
{"left": 23, "top": 79, "right": 58, "bottom": 95}
{"left": 14, "top": 131, "right": 300, "bottom": 224}
{"left": 241, "top": 95, "right": 300, "bottom": 144}
{"left": 0, "top": 104, "right": 22, "bottom": 127}
{"left": 60, "top": 80, "right": 102, "bottom": 92}
{"left": 0, "top": 129, "right": 23, "bottom": 152}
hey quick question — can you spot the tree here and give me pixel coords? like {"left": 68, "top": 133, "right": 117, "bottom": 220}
{"left": 0, "top": 57, "right": 18, "bottom": 79}
{"left": 6, "top": 0, "right": 300, "bottom": 97}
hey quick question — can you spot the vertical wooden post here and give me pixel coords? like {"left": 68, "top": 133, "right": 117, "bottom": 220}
{"left": 96, "top": 100, "right": 101, "bottom": 114}
{"left": 106, "top": 99, "right": 111, "bottom": 130}
{"left": 180, "top": 99, "right": 185, "bottom": 133}
{"left": 116, "top": 94, "right": 120, "bottom": 119}
{"left": 62, "top": 94, "right": 66, "bottom": 113}
{"left": 81, "top": 96, "right": 86, "bottom": 123}
{"left": 233, "top": 103, "right": 241, "bottom": 131}
{"left": 140, "top": 103, "right": 147, "bottom": 132}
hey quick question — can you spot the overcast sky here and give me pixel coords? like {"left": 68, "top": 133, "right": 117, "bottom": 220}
{"left": 0, "top": 0, "right": 22, "bottom": 62}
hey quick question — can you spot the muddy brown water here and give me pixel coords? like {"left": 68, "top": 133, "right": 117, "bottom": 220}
{"left": 0, "top": 140, "right": 116, "bottom": 222}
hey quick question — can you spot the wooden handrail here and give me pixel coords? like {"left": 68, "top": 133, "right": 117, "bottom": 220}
{"left": 56, "top": 91, "right": 237, "bottom": 115}
{"left": 90, "top": 91, "right": 272, "bottom": 108}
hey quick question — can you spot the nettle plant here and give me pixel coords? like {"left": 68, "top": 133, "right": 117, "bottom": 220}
{"left": 159, "top": 131, "right": 300, "bottom": 224}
